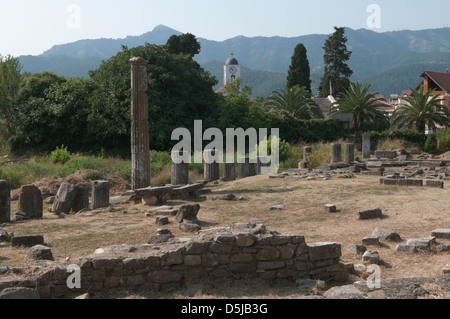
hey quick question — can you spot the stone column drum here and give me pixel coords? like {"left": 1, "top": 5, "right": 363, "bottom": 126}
{"left": 248, "top": 158, "right": 258, "bottom": 177}
{"left": 223, "top": 162, "right": 236, "bottom": 181}
{"left": 237, "top": 158, "right": 250, "bottom": 179}
{"left": 303, "top": 146, "right": 312, "bottom": 168}
{"left": 344, "top": 143, "right": 355, "bottom": 163}
{"left": 204, "top": 150, "right": 220, "bottom": 181}
{"left": 91, "top": 181, "right": 110, "bottom": 210}
{"left": 257, "top": 156, "right": 269, "bottom": 175}
{"left": 71, "top": 185, "right": 90, "bottom": 213}
{"left": 171, "top": 151, "right": 190, "bottom": 186}
{"left": 130, "top": 57, "right": 151, "bottom": 190}
{"left": 0, "top": 180, "right": 11, "bottom": 223}
{"left": 331, "top": 144, "right": 342, "bottom": 164}
{"left": 18, "top": 185, "right": 43, "bottom": 219}
{"left": 362, "top": 134, "right": 371, "bottom": 159}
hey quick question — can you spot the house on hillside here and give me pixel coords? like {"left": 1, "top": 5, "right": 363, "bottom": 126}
{"left": 314, "top": 95, "right": 353, "bottom": 129}
{"left": 417, "top": 70, "right": 450, "bottom": 109}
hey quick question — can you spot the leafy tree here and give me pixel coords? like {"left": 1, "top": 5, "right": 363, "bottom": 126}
{"left": 17, "top": 71, "right": 66, "bottom": 102}
{"left": 0, "top": 55, "right": 22, "bottom": 138}
{"left": 11, "top": 77, "right": 95, "bottom": 151}
{"left": 319, "top": 27, "right": 353, "bottom": 98}
{"left": 166, "top": 33, "right": 201, "bottom": 58}
{"left": 88, "top": 42, "right": 219, "bottom": 151}
{"left": 217, "top": 78, "right": 267, "bottom": 130}
{"left": 287, "top": 43, "right": 311, "bottom": 94}
{"left": 330, "top": 82, "right": 388, "bottom": 138}
{"left": 267, "top": 86, "right": 323, "bottom": 120}
{"left": 391, "top": 86, "right": 450, "bottom": 133}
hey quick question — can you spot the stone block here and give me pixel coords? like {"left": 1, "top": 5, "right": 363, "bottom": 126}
{"left": 398, "top": 179, "right": 423, "bottom": 187}
{"left": 11, "top": 235, "right": 45, "bottom": 248}
{"left": 362, "top": 250, "right": 380, "bottom": 264}
{"left": 148, "top": 271, "right": 182, "bottom": 283}
{"left": 372, "top": 227, "right": 402, "bottom": 242}
{"left": 431, "top": 229, "right": 450, "bottom": 239}
{"left": 375, "top": 150, "right": 397, "bottom": 159}
{"left": 443, "top": 263, "right": 450, "bottom": 275}
{"left": 155, "top": 216, "right": 169, "bottom": 226}
{"left": 357, "top": 208, "right": 382, "bottom": 220}
{"left": 18, "top": 185, "right": 43, "bottom": 219}
{"left": 0, "top": 180, "right": 11, "bottom": 223}
{"left": 425, "top": 180, "right": 444, "bottom": 188}
{"left": 52, "top": 183, "right": 77, "bottom": 214}
{"left": 91, "top": 181, "right": 110, "bottom": 209}
{"left": 347, "top": 244, "right": 367, "bottom": 255}
{"left": 308, "top": 242, "right": 341, "bottom": 262}
{"left": 71, "top": 185, "right": 90, "bottom": 213}
{"left": 27, "top": 245, "right": 53, "bottom": 261}
{"left": 395, "top": 245, "right": 417, "bottom": 253}
{"left": 175, "top": 204, "right": 200, "bottom": 223}
{"left": 362, "top": 236, "right": 380, "bottom": 246}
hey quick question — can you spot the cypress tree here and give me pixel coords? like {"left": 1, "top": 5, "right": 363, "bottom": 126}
{"left": 287, "top": 43, "right": 311, "bottom": 94}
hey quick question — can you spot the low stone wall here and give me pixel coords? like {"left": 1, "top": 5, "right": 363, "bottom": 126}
{"left": 0, "top": 223, "right": 349, "bottom": 299}
{"left": 380, "top": 178, "right": 445, "bottom": 188}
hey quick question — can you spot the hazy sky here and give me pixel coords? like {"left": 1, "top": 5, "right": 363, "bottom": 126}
{"left": 1, "top": 0, "right": 450, "bottom": 56}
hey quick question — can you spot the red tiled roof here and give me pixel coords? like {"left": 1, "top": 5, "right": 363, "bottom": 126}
{"left": 420, "top": 71, "right": 450, "bottom": 92}
{"left": 401, "top": 90, "right": 412, "bottom": 97}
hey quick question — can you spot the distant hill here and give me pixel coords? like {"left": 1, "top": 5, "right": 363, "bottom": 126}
{"left": 363, "top": 61, "right": 450, "bottom": 97}
{"left": 18, "top": 25, "right": 450, "bottom": 97}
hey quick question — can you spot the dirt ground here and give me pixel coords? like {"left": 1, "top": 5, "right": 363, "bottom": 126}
{"left": 1, "top": 171, "right": 449, "bottom": 284}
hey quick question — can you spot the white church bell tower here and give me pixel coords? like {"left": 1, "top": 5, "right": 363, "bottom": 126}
{"left": 224, "top": 53, "right": 241, "bottom": 85}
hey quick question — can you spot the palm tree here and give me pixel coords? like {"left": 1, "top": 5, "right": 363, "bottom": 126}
{"left": 391, "top": 86, "right": 450, "bottom": 133}
{"left": 267, "top": 86, "right": 323, "bottom": 119}
{"left": 329, "top": 82, "right": 388, "bottom": 137}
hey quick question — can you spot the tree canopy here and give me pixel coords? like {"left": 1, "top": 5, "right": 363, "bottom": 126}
{"left": 267, "top": 86, "right": 323, "bottom": 120}
{"left": 391, "top": 86, "right": 450, "bottom": 133}
{"left": 319, "top": 27, "right": 353, "bottom": 98}
{"left": 330, "top": 82, "right": 388, "bottom": 137}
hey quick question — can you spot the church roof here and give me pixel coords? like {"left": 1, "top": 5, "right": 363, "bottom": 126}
{"left": 215, "top": 84, "right": 230, "bottom": 95}
{"left": 226, "top": 57, "right": 239, "bottom": 65}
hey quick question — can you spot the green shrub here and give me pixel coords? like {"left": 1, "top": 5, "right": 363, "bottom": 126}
{"left": 150, "top": 150, "right": 172, "bottom": 174}
{"left": 81, "top": 170, "right": 104, "bottom": 181}
{"left": 50, "top": 145, "right": 71, "bottom": 164}
{"left": 424, "top": 134, "right": 438, "bottom": 154}
{"left": 256, "top": 135, "right": 291, "bottom": 162}
{"left": 367, "top": 130, "right": 427, "bottom": 151}
{"left": 436, "top": 129, "right": 450, "bottom": 153}
{"left": 306, "top": 151, "right": 331, "bottom": 170}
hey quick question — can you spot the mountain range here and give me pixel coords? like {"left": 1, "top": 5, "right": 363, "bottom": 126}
{"left": 18, "top": 25, "right": 450, "bottom": 97}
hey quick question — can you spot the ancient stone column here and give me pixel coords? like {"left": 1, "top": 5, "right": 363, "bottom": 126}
{"left": 91, "top": 181, "right": 110, "bottom": 210}
{"left": 130, "top": 57, "right": 150, "bottom": 190}
{"left": 303, "top": 146, "right": 312, "bottom": 163}
{"left": 171, "top": 151, "right": 190, "bottom": 186}
{"left": 248, "top": 158, "right": 258, "bottom": 177}
{"left": 18, "top": 185, "right": 43, "bottom": 220}
{"left": 362, "top": 134, "right": 371, "bottom": 159}
{"left": 344, "top": 143, "right": 355, "bottom": 163}
{"left": 204, "top": 150, "right": 220, "bottom": 181}
{"left": 0, "top": 180, "right": 11, "bottom": 223}
{"left": 52, "top": 183, "right": 77, "bottom": 215}
{"left": 331, "top": 144, "right": 342, "bottom": 164}
{"left": 223, "top": 162, "right": 236, "bottom": 181}
{"left": 257, "top": 156, "right": 269, "bottom": 175}
{"left": 71, "top": 185, "right": 90, "bottom": 213}
{"left": 238, "top": 158, "right": 250, "bottom": 179}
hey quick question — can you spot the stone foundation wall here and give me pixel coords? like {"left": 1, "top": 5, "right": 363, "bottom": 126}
{"left": 0, "top": 223, "right": 349, "bottom": 299}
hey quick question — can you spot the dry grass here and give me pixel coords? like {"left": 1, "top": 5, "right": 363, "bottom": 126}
{"left": 1, "top": 173, "right": 449, "bottom": 298}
